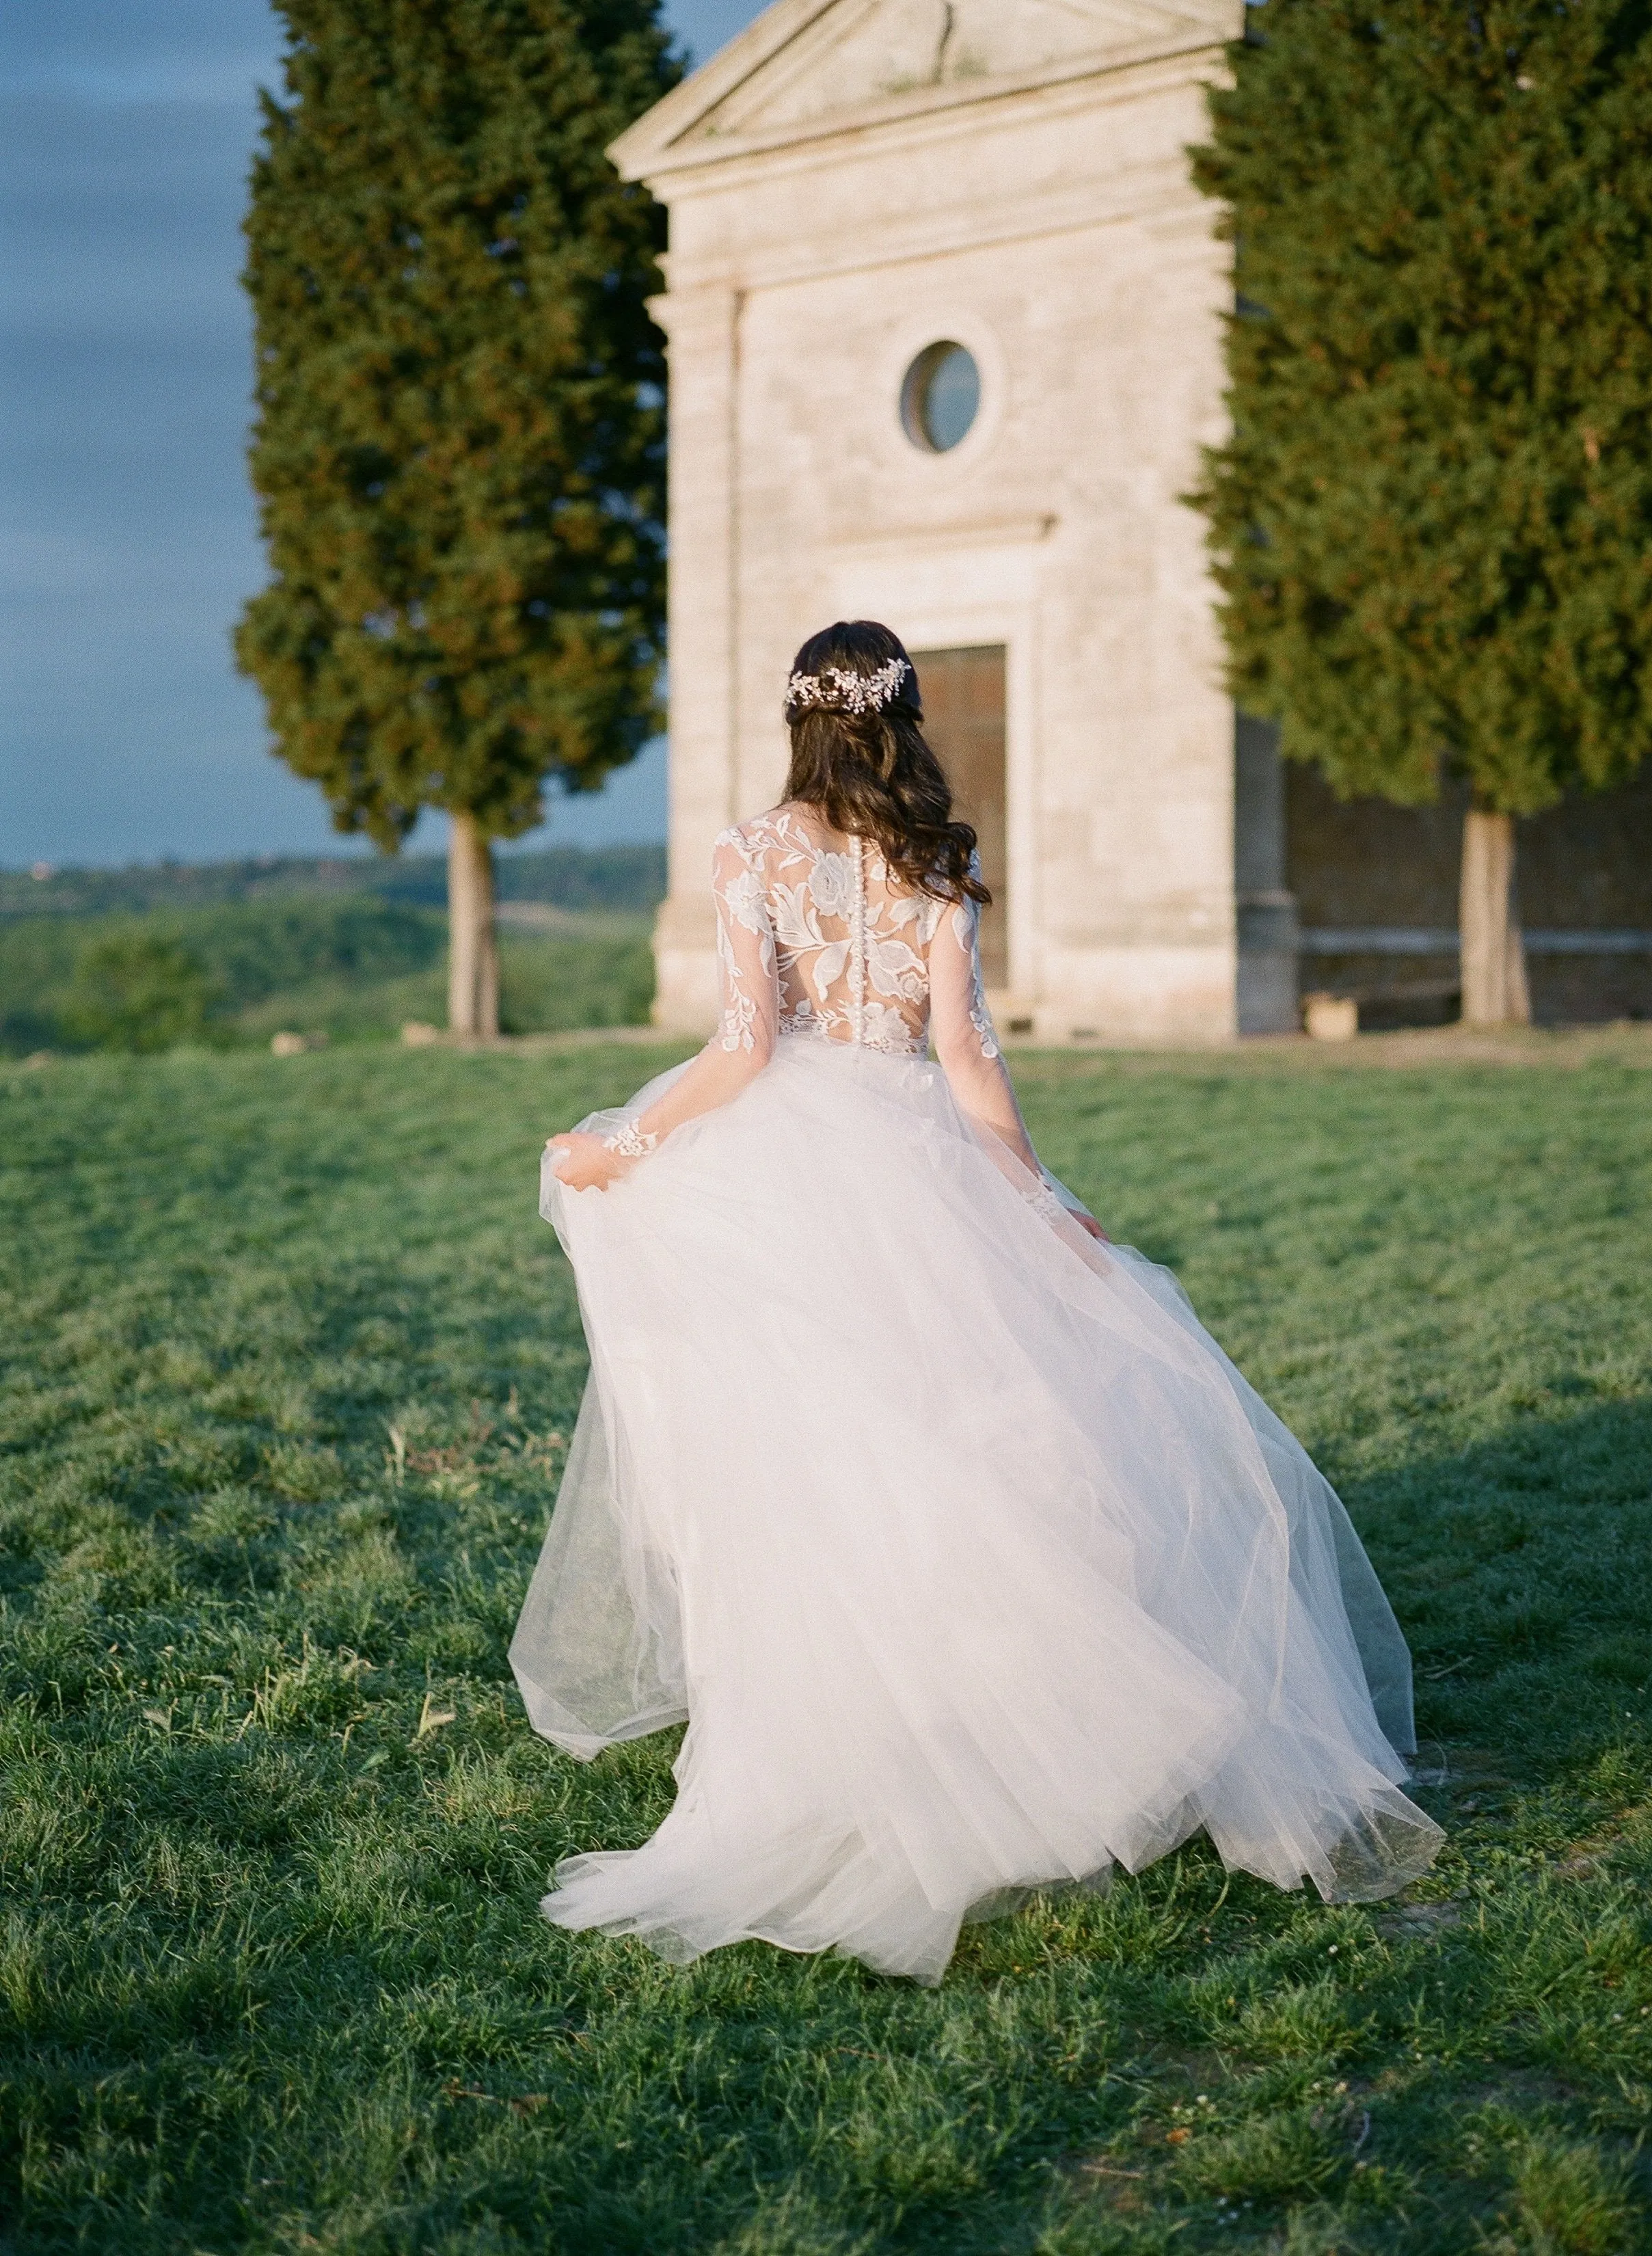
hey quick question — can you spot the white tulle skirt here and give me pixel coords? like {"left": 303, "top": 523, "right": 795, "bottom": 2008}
{"left": 513, "top": 1036, "right": 1441, "bottom": 1985}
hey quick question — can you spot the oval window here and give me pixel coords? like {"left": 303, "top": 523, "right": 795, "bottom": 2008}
{"left": 901, "top": 341, "right": 980, "bottom": 453}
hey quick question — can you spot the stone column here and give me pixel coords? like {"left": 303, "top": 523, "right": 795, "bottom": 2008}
{"left": 1234, "top": 713, "right": 1300, "bottom": 1034}
{"left": 651, "top": 282, "right": 744, "bottom": 1034}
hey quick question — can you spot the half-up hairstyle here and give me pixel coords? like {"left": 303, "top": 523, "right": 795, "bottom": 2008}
{"left": 781, "top": 621, "right": 988, "bottom": 906}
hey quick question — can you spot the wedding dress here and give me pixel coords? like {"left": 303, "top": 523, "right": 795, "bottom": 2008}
{"left": 512, "top": 807, "right": 1441, "bottom": 1985}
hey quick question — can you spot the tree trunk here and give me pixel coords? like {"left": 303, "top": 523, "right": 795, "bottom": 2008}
{"left": 446, "top": 811, "right": 499, "bottom": 1039}
{"left": 1459, "top": 807, "right": 1531, "bottom": 1028}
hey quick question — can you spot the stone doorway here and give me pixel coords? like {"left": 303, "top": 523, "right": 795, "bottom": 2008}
{"left": 911, "top": 644, "right": 1008, "bottom": 988}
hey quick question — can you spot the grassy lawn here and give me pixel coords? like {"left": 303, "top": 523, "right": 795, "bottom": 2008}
{"left": 2, "top": 1040, "right": 1650, "bottom": 2255}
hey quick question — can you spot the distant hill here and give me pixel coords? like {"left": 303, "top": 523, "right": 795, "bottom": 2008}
{"left": 0, "top": 842, "right": 668, "bottom": 921}
{"left": 0, "top": 844, "right": 665, "bottom": 1053}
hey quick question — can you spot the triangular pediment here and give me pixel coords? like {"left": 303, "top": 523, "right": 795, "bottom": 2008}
{"left": 612, "top": 0, "right": 1238, "bottom": 179}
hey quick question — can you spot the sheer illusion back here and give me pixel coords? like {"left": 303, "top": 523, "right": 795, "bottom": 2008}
{"left": 713, "top": 805, "right": 999, "bottom": 1062}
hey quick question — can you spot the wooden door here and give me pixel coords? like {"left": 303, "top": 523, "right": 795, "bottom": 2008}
{"left": 910, "top": 645, "right": 1008, "bottom": 988}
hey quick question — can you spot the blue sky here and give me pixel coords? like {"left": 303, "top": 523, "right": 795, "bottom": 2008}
{"left": 0, "top": 1, "right": 766, "bottom": 868}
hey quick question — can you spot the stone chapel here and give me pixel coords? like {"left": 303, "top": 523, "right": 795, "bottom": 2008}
{"left": 612, "top": 0, "right": 1652, "bottom": 1041}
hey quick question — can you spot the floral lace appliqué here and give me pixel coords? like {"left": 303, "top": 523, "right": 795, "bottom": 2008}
{"left": 712, "top": 828, "right": 777, "bottom": 1054}
{"left": 951, "top": 897, "right": 1000, "bottom": 1060}
{"left": 714, "top": 811, "right": 978, "bottom": 1057}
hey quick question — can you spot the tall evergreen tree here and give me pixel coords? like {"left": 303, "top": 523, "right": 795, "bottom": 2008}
{"left": 238, "top": 0, "right": 677, "bottom": 1036}
{"left": 1192, "top": 0, "right": 1652, "bottom": 1023}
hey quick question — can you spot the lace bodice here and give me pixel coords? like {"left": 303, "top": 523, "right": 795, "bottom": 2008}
{"left": 594, "top": 802, "right": 1059, "bottom": 1212}
{"left": 712, "top": 807, "right": 998, "bottom": 1061}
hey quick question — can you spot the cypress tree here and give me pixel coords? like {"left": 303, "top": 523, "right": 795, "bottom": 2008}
{"left": 1192, "top": 0, "right": 1652, "bottom": 1023}
{"left": 238, "top": 1, "right": 677, "bottom": 1036}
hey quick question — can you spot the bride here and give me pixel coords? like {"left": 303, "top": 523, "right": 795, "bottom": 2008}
{"left": 513, "top": 619, "right": 1441, "bottom": 1987}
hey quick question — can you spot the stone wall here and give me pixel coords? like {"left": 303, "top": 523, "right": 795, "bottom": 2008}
{"left": 1288, "top": 764, "right": 1652, "bottom": 1025}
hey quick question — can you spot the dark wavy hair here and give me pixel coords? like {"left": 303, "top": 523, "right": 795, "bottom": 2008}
{"left": 781, "top": 621, "right": 988, "bottom": 905}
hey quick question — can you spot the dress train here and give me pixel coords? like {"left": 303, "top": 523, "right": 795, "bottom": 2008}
{"left": 513, "top": 1037, "right": 1441, "bottom": 1986}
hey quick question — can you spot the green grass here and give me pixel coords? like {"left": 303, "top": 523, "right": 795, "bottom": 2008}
{"left": 2, "top": 1043, "right": 1650, "bottom": 2256}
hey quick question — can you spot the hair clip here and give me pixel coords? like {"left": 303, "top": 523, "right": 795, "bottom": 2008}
{"left": 784, "top": 658, "right": 909, "bottom": 717}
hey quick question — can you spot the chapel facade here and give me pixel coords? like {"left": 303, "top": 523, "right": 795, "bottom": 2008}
{"left": 613, "top": 0, "right": 1652, "bottom": 1040}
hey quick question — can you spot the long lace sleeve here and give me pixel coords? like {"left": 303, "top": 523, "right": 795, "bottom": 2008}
{"left": 618, "top": 829, "right": 779, "bottom": 1157}
{"left": 927, "top": 881, "right": 1098, "bottom": 1230}
{"left": 927, "top": 884, "right": 1039, "bottom": 1174}
{"left": 707, "top": 827, "right": 781, "bottom": 1061}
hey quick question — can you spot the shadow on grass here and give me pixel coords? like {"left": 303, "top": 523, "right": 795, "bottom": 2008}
{"left": 1336, "top": 1394, "right": 1652, "bottom": 1777}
